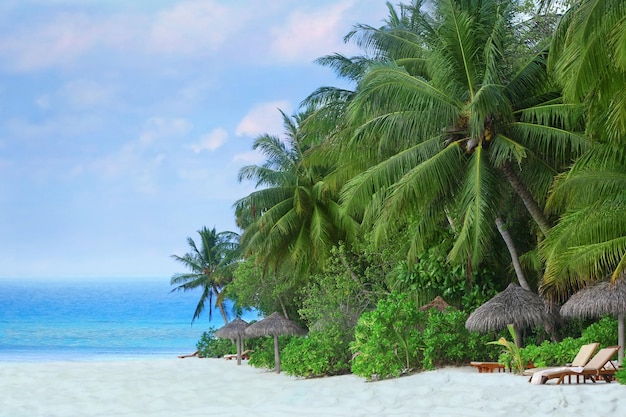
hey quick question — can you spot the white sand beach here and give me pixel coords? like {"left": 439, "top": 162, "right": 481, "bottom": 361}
{"left": 0, "top": 359, "right": 622, "bottom": 417}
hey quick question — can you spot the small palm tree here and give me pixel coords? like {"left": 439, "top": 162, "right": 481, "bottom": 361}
{"left": 171, "top": 227, "right": 240, "bottom": 324}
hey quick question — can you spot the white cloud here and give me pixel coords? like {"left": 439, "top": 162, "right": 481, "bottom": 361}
{"left": 189, "top": 128, "right": 228, "bottom": 153}
{"left": 233, "top": 150, "right": 265, "bottom": 164}
{"left": 89, "top": 116, "right": 193, "bottom": 193}
{"left": 0, "top": 12, "right": 133, "bottom": 71}
{"left": 139, "top": 117, "right": 192, "bottom": 145}
{"left": 235, "top": 100, "right": 291, "bottom": 138}
{"left": 269, "top": 1, "right": 356, "bottom": 62}
{"left": 59, "top": 79, "right": 116, "bottom": 109}
{"left": 148, "top": 1, "right": 242, "bottom": 54}
{"left": 90, "top": 140, "right": 166, "bottom": 194}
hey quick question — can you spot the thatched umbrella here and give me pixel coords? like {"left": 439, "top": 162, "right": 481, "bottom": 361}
{"left": 215, "top": 318, "right": 249, "bottom": 365}
{"left": 560, "top": 277, "right": 626, "bottom": 363}
{"left": 465, "top": 283, "right": 548, "bottom": 347}
{"left": 419, "top": 296, "right": 455, "bottom": 312}
{"left": 244, "top": 312, "right": 307, "bottom": 373}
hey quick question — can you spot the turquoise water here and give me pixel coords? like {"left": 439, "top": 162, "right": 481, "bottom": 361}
{"left": 0, "top": 278, "right": 257, "bottom": 362}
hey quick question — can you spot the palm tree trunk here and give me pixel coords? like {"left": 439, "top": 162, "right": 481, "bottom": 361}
{"left": 213, "top": 285, "right": 229, "bottom": 324}
{"left": 278, "top": 297, "right": 289, "bottom": 320}
{"left": 501, "top": 163, "right": 551, "bottom": 236}
{"left": 495, "top": 217, "right": 532, "bottom": 291}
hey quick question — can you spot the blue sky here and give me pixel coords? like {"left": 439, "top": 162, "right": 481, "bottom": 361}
{"left": 0, "top": 0, "right": 388, "bottom": 279}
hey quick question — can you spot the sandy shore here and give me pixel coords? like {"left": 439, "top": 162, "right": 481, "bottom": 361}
{"left": 0, "top": 359, "right": 623, "bottom": 416}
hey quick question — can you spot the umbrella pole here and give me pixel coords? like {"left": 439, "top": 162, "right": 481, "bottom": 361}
{"left": 619, "top": 314, "right": 624, "bottom": 364}
{"left": 237, "top": 336, "right": 242, "bottom": 366}
{"left": 274, "top": 334, "right": 281, "bottom": 374}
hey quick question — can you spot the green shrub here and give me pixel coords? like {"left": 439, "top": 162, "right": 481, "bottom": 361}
{"left": 196, "top": 327, "right": 236, "bottom": 358}
{"left": 422, "top": 310, "right": 496, "bottom": 369}
{"left": 615, "top": 368, "right": 626, "bottom": 385}
{"left": 489, "top": 325, "right": 525, "bottom": 373}
{"left": 247, "top": 336, "right": 276, "bottom": 369}
{"left": 580, "top": 316, "right": 618, "bottom": 347}
{"left": 350, "top": 293, "right": 427, "bottom": 380}
{"left": 515, "top": 316, "right": 620, "bottom": 368}
{"left": 281, "top": 327, "right": 352, "bottom": 377}
{"left": 247, "top": 335, "right": 296, "bottom": 371}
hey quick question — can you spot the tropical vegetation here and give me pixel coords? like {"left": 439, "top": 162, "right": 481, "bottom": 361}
{"left": 172, "top": 0, "right": 626, "bottom": 379}
{"left": 170, "top": 226, "right": 240, "bottom": 324}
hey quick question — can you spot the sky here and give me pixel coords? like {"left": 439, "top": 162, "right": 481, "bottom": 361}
{"left": 0, "top": 0, "right": 389, "bottom": 279}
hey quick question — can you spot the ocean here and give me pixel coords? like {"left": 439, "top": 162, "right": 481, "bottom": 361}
{"left": 0, "top": 277, "right": 257, "bottom": 362}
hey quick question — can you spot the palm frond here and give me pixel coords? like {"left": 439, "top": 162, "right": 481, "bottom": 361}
{"left": 448, "top": 145, "right": 499, "bottom": 266}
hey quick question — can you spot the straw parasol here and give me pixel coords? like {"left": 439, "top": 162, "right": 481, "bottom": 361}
{"left": 215, "top": 318, "right": 249, "bottom": 365}
{"left": 465, "top": 283, "right": 548, "bottom": 347}
{"left": 244, "top": 312, "right": 307, "bottom": 373}
{"left": 560, "top": 276, "right": 626, "bottom": 363}
{"left": 419, "top": 296, "right": 455, "bottom": 312}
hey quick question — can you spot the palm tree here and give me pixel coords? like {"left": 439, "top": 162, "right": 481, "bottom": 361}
{"left": 538, "top": 0, "right": 626, "bottom": 298}
{"left": 338, "top": 0, "right": 587, "bottom": 288}
{"left": 548, "top": 0, "right": 626, "bottom": 143}
{"left": 170, "top": 226, "right": 240, "bottom": 324}
{"left": 541, "top": 144, "right": 626, "bottom": 299}
{"left": 235, "top": 110, "right": 357, "bottom": 275}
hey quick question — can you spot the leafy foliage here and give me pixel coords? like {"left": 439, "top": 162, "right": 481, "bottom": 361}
{"left": 350, "top": 292, "right": 426, "bottom": 380}
{"left": 422, "top": 309, "right": 495, "bottom": 370}
{"left": 281, "top": 327, "right": 352, "bottom": 377}
{"left": 170, "top": 227, "right": 240, "bottom": 324}
{"left": 298, "top": 242, "right": 390, "bottom": 333}
{"left": 615, "top": 368, "right": 626, "bottom": 385}
{"left": 507, "top": 316, "right": 619, "bottom": 367}
{"left": 196, "top": 328, "right": 236, "bottom": 358}
{"left": 235, "top": 110, "right": 357, "bottom": 275}
{"left": 389, "top": 236, "right": 499, "bottom": 311}
{"left": 350, "top": 292, "right": 497, "bottom": 379}
{"left": 488, "top": 324, "right": 526, "bottom": 373}
{"left": 579, "top": 316, "right": 618, "bottom": 346}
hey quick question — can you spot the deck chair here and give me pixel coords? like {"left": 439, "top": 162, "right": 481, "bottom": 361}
{"left": 530, "top": 346, "right": 620, "bottom": 385}
{"left": 524, "top": 342, "right": 599, "bottom": 377}
{"left": 223, "top": 349, "right": 254, "bottom": 360}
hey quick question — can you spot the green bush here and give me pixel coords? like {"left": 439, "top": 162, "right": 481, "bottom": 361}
{"left": 514, "top": 316, "right": 620, "bottom": 368}
{"left": 579, "top": 316, "right": 618, "bottom": 347}
{"left": 247, "top": 335, "right": 297, "bottom": 371}
{"left": 350, "top": 292, "right": 500, "bottom": 379}
{"left": 247, "top": 336, "right": 276, "bottom": 369}
{"left": 422, "top": 310, "right": 497, "bottom": 370}
{"left": 350, "top": 293, "right": 426, "bottom": 380}
{"left": 196, "top": 327, "right": 236, "bottom": 358}
{"left": 281, "top": 327, "right": 352, "bottom": 377}
{"left": 615, "top": 368, "right": 626, "bottom": 385}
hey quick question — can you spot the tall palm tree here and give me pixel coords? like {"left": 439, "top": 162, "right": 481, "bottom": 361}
{"left": 338, "top": 0, "right": 587, "bottom": 288}
{"left": 537, "top": 0, "right": 626, "bottom": 299}
{"left": 170, "top": 227, "right": 240, "bottom": 324}
{"left": 541, "top": 143, "right": 626, "bottom": 299}
{"left": 548, "top": 0, "right": 626, "bottom": 143}
{"left": 235, "top": 110, "right": 357, "bottom": 275}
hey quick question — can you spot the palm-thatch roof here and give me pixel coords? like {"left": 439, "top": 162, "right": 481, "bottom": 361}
{"left": 215, "top": 318, "right": 249, "bottom": 365}
{"left": 244, "top": 312, "right": 307, "bottom": 374}
{"left": 560, "top": 278, "right": 626, "bottom": 319}
{"left": 419, "top": 296, "right": 455, "bottom": 312}
{"left": 465, "top": 283, "right": 548, "bottom": 334}
{"left": 560, "top": 276, "right": 626, "bottom": 362}
{"left": 214, "top": 318, "right": 249, "bottom": 339}
{"left": 245, "top": 312, "right": 307, "bottom": 338}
